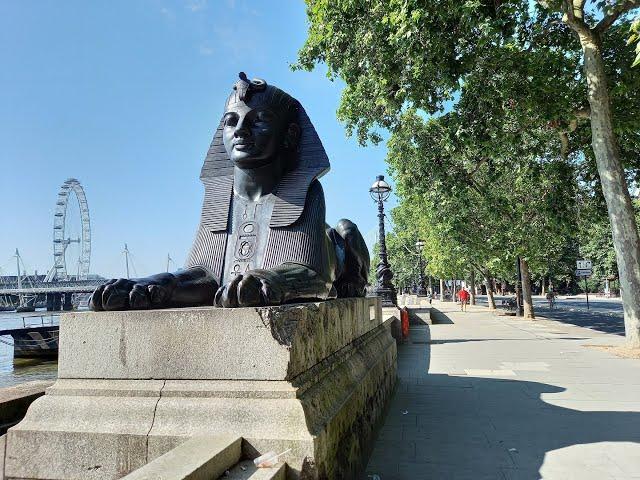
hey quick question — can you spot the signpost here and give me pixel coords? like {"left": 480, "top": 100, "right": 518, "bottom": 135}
{"left": 576, "top": 259, "right": 592, "bottom": 270}
{"left": 576, "top": 259, "right": 592, "bottom": 310}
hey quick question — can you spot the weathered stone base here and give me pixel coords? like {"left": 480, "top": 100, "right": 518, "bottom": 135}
{"left": 3, "top": 298, "right": 396, "bottom": 479}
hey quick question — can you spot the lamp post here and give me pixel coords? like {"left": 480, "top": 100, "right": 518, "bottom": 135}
{"left": 370, "top": 175, "right": 396, "bottom": 307}
{"left": 415, "top": 240, "right": 426, "bottom": 295}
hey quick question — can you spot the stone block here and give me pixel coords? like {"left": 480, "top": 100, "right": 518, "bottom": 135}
{"left": 381, "top": 307, "right": 402, "bottom": 341}
{"left": 5, "top": 393, "right": 158, "bottom": 479}
{"left": 397, "top": 294, "right": 419, "bottom": 307}
{"left": 0, "top": 435, "right": 5, "bottom": 480}
{"left": 122, "top": 435, "right": 241, "bottom": 480}
{"left": 58, "top": 298, "right": 381, "bottom": 381}
{"left": 0, "top": 381, "right": 52, "bottom": 435}
{"left": 4, "top": 298, "right": 396, "bottom": 479}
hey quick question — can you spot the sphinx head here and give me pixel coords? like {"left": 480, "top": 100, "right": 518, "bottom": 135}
{"left": 222, "top": 73, "right": 301, "bottom": 170}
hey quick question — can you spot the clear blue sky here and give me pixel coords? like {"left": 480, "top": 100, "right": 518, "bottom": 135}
{"left": 0, "top": 0, "right": 395, "bottom": 279}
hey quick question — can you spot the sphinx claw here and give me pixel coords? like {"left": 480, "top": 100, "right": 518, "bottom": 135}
{"left": 219, "top": 275, "right": 243, "bottom": 308}
{"left": 148, "top": 284, "right": 167, "bottom": 307}
{"left": 237, "top": 275, "right": 262, "bottom": 307}
{"left": 130, "top": 285, "right": 150, "bottom": 310}
{"left": 89, "top": 285, "right": 106, "bottom": 311}
{"left": 102, "top": 284, "right": 129, "bottom": 310}
{"left": 214, "top": 287, "right": 224, "bottom": 307}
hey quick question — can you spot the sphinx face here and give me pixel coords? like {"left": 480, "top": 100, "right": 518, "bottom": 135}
{"left": 222, "top": 101, "right": 288, "bottom": 170}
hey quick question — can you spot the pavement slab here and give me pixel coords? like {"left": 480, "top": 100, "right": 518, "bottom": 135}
{"left": 364, "top": 301, "right": 640, "bottom": 480}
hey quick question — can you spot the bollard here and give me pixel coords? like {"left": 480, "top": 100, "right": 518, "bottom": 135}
{"left": 400, "top": 307, "right": 410, "bottom": 340}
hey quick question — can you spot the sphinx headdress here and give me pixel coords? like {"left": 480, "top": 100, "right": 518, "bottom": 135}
{"left": 199, "top": 73, "right": 331, "bottom": 231}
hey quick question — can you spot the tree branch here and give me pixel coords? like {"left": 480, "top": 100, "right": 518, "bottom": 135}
{"left": 594, "top": 1, "right": 640, "bottom": 35}
{"left": 556, "top": 106, "right": 590, "bottom": 159}
{"left": 559, "top": 131, "right": 570, "bottom": 160}
{"left": 574, "top": 107, "right": 590, "bottom": 120}
{"left": 469, "top": 260, "right": 484, "bottom": 275}
{"left": 573, "top": 0, "right": 586, "bottom": 19}
{"left": 560, "top": 0, "right": 591, "bottom": 36}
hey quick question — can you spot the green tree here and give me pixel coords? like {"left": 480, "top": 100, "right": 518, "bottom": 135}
{"left": 297, "top": 0, "right": 640, "bottom": 345}
{"left": 630, "top": 14, "right": 640, "bottom": 66}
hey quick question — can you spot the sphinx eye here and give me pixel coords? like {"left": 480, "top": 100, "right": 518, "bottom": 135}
{"left": 255, "top": 111, "right": 274, "bottom": 123}
{"left": 223, "top": 113, "right": 238, "bottom": 127}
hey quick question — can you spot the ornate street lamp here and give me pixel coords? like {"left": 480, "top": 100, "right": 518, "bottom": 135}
{"left": 415, "top": 240, "right": 426, "bottom": 295}
{"left": 370, "top": 175, "right": 396, "bottom": 306}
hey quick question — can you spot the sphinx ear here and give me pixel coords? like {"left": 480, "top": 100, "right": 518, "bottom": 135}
{"left": 285, "top": 122, "right": 301, "bottom": 150}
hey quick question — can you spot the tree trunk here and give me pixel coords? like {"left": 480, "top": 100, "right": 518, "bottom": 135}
{"left": 439, "top": 278, "right": 445, "bottom": 302}
{"left": 520, "top": 258, "right": 535, "bottom": 319}
{"left": 541, "top": 277, "right": 546, "bottom": 296}
{"left": 470, "top": 270, "right": 476, "bottom": 305}
{"left": 577, "top": 30, "right": 640, "bottom": 347}
{"left": 485, "top": 273, "right": 496, "bottom": 310}
{"left": 451, "top": 278, "right": 456, "bottom": 302}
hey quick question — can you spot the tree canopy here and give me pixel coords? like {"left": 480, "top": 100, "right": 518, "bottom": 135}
{"left": 297, "top": 0, "right": 640, "bottom": 335}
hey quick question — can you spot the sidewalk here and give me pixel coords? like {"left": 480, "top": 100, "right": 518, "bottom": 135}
{"left": 365, "top": 301, "right": 640, "bottom": 479}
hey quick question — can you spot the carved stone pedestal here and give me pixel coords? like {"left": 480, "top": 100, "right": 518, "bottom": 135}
{"left": 3, "top": 298, "right": 396, "bottom": 480}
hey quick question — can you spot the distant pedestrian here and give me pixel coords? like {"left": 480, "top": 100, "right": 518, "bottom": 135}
{"left": 458, "top": 288, "right": 470, "bottom": 312}
{"left": 546, "top": 290, "right": 556, "bottom": 310}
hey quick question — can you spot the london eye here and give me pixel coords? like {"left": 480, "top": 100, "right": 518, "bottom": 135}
{"left": 47, "top": 178, "right": 91, "bottom": 281}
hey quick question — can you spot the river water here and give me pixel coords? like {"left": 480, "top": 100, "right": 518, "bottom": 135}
{"left": 0, "top": 309, "right": 59, "bottom": 388}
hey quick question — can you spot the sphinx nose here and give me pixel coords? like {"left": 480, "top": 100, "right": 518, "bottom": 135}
{"left": 234, "top": 116, "right": 251, "bottom": 137}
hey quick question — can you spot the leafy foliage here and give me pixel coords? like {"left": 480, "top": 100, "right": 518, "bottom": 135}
{"left": 297, "top": 0, "right": 640, "bottom": 303}
{"left": 630, "top": 14, "right": 640, "bottom": 66}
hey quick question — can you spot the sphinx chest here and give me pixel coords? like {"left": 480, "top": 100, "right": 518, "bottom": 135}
{"left": 222, "top": 194, "right": 276, "bottom": 285}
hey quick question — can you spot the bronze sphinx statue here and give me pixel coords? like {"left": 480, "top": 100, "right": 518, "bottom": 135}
{"left": 90, "top": 73, "right": 370, "bottom": 310}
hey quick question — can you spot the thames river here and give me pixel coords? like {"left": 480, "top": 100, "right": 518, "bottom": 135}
{"left": 0, "top": 310, "right": 59, "bottom": 388}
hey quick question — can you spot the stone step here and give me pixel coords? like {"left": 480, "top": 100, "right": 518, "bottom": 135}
{"left": 0, "top": 380, "right": 52, "bottom": 435}
{"left": 219, "top": 459, "right": 286, "bottom": 480}
{"left": 122, "top": 435, "right": 241, "bottom": 480}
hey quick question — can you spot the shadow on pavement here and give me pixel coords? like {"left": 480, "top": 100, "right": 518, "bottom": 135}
{"left": 426, "top": 337, "right": 589, "bottom": 345}
{"left": 475, "top": 295, "right": 625, "bottom": 337}
{"left": 365, "top": 324, "right": 640, "bottom": 479}
{"left": 538, "top": 308, "right": 625, "bottom": 336}
{"left": 429, "top": 307, "right": 454, "bottom": 324}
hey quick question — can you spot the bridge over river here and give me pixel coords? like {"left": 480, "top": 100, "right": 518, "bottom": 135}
{"left": 0, "top": 276, "right": 103, "bottom": 311}
{"left": 0, "top": 279, "right": 102, "bottom": 296}
{"left": 1, "top": 178, "right": 107, "bottom": 311}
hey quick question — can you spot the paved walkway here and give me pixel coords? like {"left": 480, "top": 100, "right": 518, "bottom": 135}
{"left": 365, "top": 301, "right": 640, "bottom": 480}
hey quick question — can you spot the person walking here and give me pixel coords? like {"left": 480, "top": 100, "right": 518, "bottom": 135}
{"left": 458, "top": 288, "right": 470, "bottom": 312}
{"left": 546, "top": 289, "right": 556, "bottom": 310}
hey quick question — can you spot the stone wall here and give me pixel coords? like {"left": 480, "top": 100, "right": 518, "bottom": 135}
{"left": 3, "top": 298, "right": 396, "bottom": 480}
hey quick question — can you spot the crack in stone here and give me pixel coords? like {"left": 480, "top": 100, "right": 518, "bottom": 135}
{"left": 145, "top": 379, "right": 166, "bottom": 464}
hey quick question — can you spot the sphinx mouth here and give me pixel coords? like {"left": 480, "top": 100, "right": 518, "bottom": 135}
{"left": 233, "top": 140, "right": 254, "bottom": 151}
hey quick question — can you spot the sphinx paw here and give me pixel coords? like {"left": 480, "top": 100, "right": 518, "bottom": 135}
{"left": 214, "top": 272, "right": 284, "bottom": 308}
{"left": 100, "top": 279, "right": 136, "bottom": 310}
{"left": 90, "top": 278, "right": 172, "bottom": 311}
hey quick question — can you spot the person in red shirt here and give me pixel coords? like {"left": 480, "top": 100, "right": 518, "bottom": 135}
{"left": 457, "top": 288, "right": 470, "bottom": 312}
